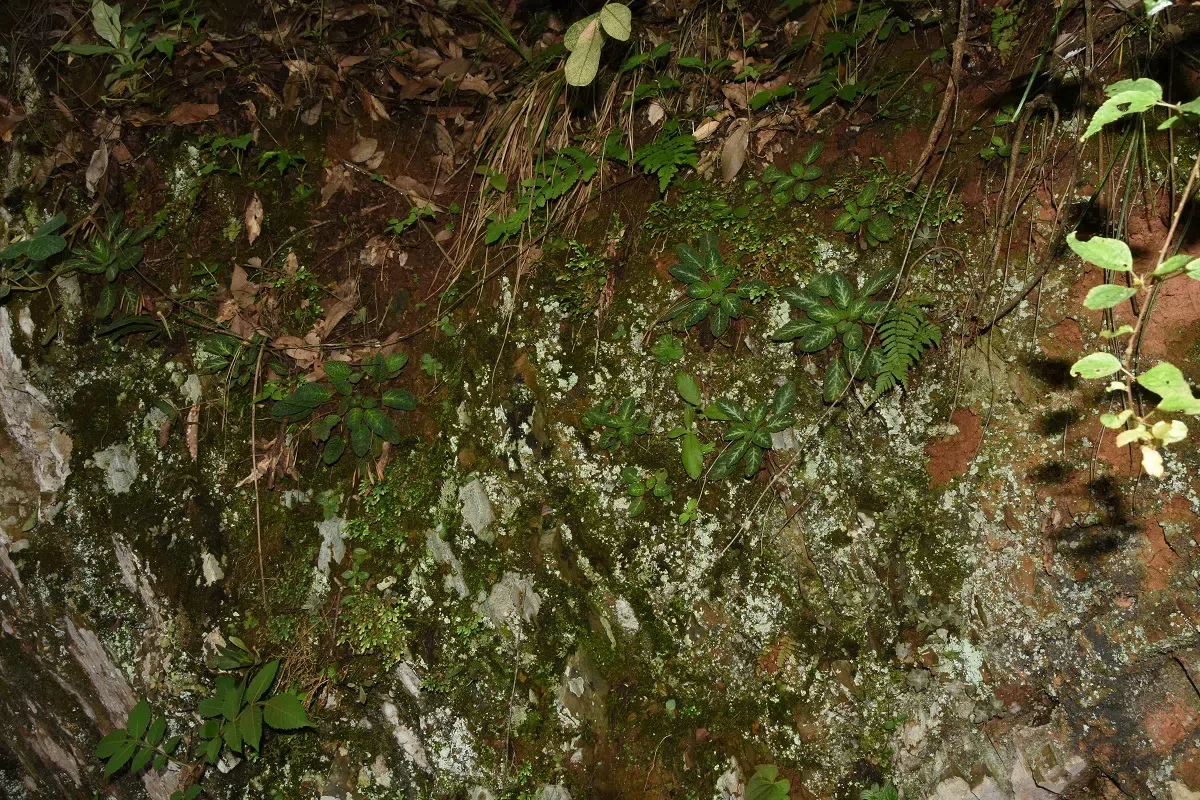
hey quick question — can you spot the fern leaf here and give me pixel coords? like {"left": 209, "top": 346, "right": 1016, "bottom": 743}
{"left": 872, "top": 305, "right": 940, "bottom": 397}
{"left": 633, "top": 134, "right": 698, "bottom": 193}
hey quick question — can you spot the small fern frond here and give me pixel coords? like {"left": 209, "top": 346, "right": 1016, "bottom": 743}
{"left": 872, "top": 305, "right": 941, "bottom": 397}
{"left": 633, "top": 134, "right": 698, "bottom": 192}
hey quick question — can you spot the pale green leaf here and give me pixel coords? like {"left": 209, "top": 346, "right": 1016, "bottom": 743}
{"left": 1083, "top": 284, "right": 1137, "bottom": 310}
{"left": 1082, "top": 78, "right": 1162, "bottom": 140}
{"left": 1066, "top": 232, "right": 1132, "bottom": 272}
{"left": 598, "top": 3, "right": 632, "bottom": 41}
{"left": 92, "top": 0, "right": 124, "bottom": 48}
{"left": 1070, "top": 352, "right": 1122, "bottom": 379}
{"left": 565, "top": 21, "right": 604, "bottom": 86}
{"left": 1153, "top": 254, "right": 1193, "bottom": 277}
{"left": 1138, "top": 362, "right": 1200, "bottom": 412}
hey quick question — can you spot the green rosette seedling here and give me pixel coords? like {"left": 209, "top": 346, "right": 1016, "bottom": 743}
{"left": 833, "top": 180, "right": 895, "bottom": 247}
{"left": 773, "top": 269, "right": 891, "bottom": 402}
{"left": 760, "top": 142, "right": 824, "bottom": 205}
{"left": 666, "top": 232, "right": 768, "bottom": 338}
{"left": 666, "top": 372, "right": 715, "bottom": 479}
{"left": 621, "top": 465, "right": 672, "bottom": 516}
{"left": 705, "top": 381, "right": 796, "bottom": 479}
{"left": 61, "top": 214, "right": 154, "bottom": 318}
{"left": 0, "top": 214, "right": 68, "bottom": 301}
{"left": 271, "top": 352, "right": 417, "bottom": 465}
{"left": 582, "top": 396, "right": 651, "bottom": 449}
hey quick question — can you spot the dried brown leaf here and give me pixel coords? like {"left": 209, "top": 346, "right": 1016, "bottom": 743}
{"left": 166, "top": 102, "right": 219, "bottom": 125}
{"left": 244, "top": 194, "right": 263, "bottom": 245}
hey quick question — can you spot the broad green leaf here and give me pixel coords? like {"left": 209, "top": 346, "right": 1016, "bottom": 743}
{"left": 772, "top": 382, "right": 796, "bottom": 417}
{"left": 240, "top": 704, "right": 263, "bottom": 752}
{"left": 842, "top": 323, "right": 864, "bottom": 351}
{"left": 652, "top": 333, "right": 685, "bottom": 363}
{"left": 127, "top": 699, "right": 152, "bottom": 739}
{"left": 598, "top": 3, "right": 632, "bottom": 40}
{"left": 1142, "top": 444, "right": 1164, "bottom": 477}
{"left": 223, "top": 716, "right": 243, "bottom": 753}
{"left": 708, "top": 397, "right": 745, "bottom": 421}
{"left": 742, "top": 442, "right": 765, "bottom": 477}
{"left": 1153, "top": 254, "right": 1194, "bottom": 277}
{"left": 324, "top": 361, "right": 352, "bottom": 394}
{"left": 710, "top": 302, "right": 731, "bottom": 337}
{"left": 675, "top": 372, "right": 702, "bottom": 406}
{"left": 1070, "top": 352, "right": 1122, "bottom": 379}
{"left": 856, "top": 182, "right": 879, "bottom": 208}
{"left": 322, "top": 435, "right": 346, "bottom": 465}
{"left": 807, "top": 305, "right": 842, "bottom": 325}
{"left": 829, "top": 273, "right": 854, "bottom": 309}
{"left": 272, "top": 383, "right": 335, "bottom": 421}
{"left": 104, "top": 742, "right": 137, "bottom": 779}
{"left": 1101, "top": 324, "right": 1135, "bottom": 338}
{"left": 565, "top": 18, "right": 605, "bottom": 86}
{"left": 146, "top": 716, "right": 166, "bottom": 746}
{"left": 261, "top": 693, "right": 314, "bottom": 730}
{"left": 130, "top": 746, "right": 154, "bottom": 773}
{"left": 1066, "top": 232, "right": 1132, "bottom": 272}
{"left": 808, "top": 274, "right": 833, "bottom": 297}
{"left": 709, "top": 439, "right": 749, "bottom": 479}
{"left": 24, "top": 235, "right": 66, "bottom": 262}
{"left": 867, "top": 214, "right": 894, "bottom": 242}
{"left": 245, "top": 660, "right": 280, "bottom": 705}
{"left": 682, "top": 431, "right": 703, "bottom": 479}
{"left": 1100, "top": 409, "right": 1133, "bottom": 429}
{"left": 310, "top": 414, "right": 339, "bottom": 442}
{"left": 779, "top": 287, "right": 821, "bottom": 311}
{"left": 381, "top": 388, "right": 417, "bottom": 410}
{"left": 1151, "top": 419, "right": 1188, "bottom": 445}
{"left": 803, "top": 141, "right": 824, "bottom": 165}
{"left": 1138, "top": 362, "right": 1200, "bottom": 412}
{"left": 95, "top": 283, "right": 116, "bottom": 319}
{"left": 57, "top": 43, "right": 117, "bottom": 55}
{"left": 92, "top": 0, "right": 124, "bottom": 48}
{"left": 34, "top": 215, "right": 67, "bottom": 236}
{"left": 823, "top": 357, "right": 850, "bottom": 403}
{"left": 772, "top": 319, "right": 836, "bottom": 352}
{"left": 1082, "top": 78, "right": 1162, "bottom": 140}
{"left": 860, "top": 267, "right": 897, "bottom": 297}
{"left": 746, "top": 764, "right": 791, "bottom": 800}
{"left": 364, "top": 408, "right": 401, "bottom": 444}
{"left": 1083, "top": 284, "right": 1137, "bottom": 310}
{"left": 95, "top": 729, "right": 130, "bottom": 759}
{"left": 671, "top": 244, "right": 704, "bottom": 283}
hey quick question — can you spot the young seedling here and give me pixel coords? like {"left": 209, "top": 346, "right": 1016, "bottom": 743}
{"left": 705, "top": 382, "right": 796, "bottom": 479}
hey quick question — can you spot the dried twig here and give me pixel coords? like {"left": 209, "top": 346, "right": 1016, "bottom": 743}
{"left": 908, "top": 0, "right": 970, "bottom": 190}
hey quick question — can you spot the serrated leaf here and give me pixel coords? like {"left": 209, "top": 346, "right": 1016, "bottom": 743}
{"left": 709, "top": 439, "right": 750, "bottom": 479}
{"left": 245, "top": 660, "right": 280, "bottom": 705}
{"left": 672, "top": 244, "right": 704, "bottom": 282}
{"left": 261, "top": 693, "right": 314, "bottom": 730}
{"left": 130, "top": 746, "right": 154, "bottom": 774}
